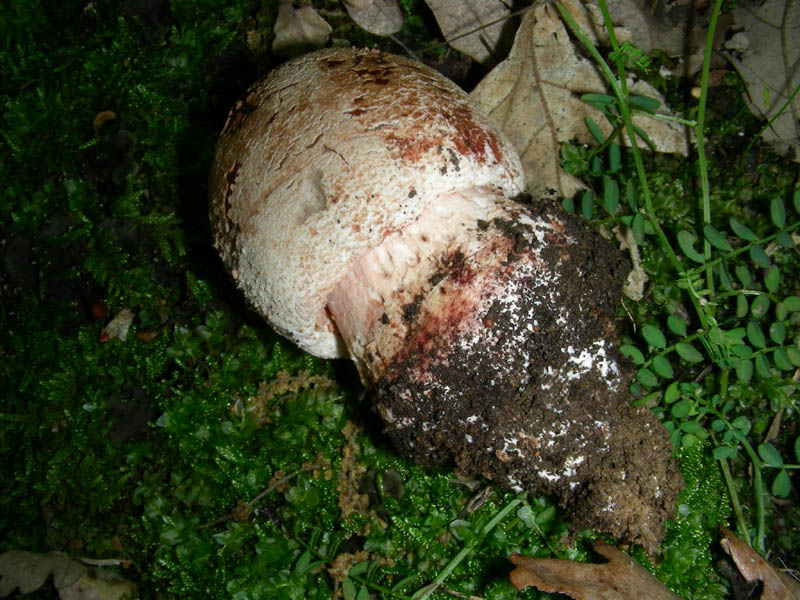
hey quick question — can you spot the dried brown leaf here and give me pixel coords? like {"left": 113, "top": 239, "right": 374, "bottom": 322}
{"left": 470, "top": 2, "right": 686, "bottom": 200}
{"left": 720, "top": 527, "right": 800, "bottom": 600}
{"left": 344, "top": 0, "right": 403, "bottom": 36}
{"left": 727, "top": 0, "right": 800, "bottom": 162}
{"left": 271, "top": 2, "right": 332, "bottom": 58}
{"left": 0, "top": 551, "right": 137, "bottom": 600}
{"left": 424, "top": 0, "right": 514, "bottom": 65}
{"left": 509, "top": 541, "right": 680, "bottom": 600}
{"left": 100, "top": 308, "right": 135, "bottom": 343}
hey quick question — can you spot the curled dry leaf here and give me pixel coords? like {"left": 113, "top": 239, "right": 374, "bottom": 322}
{"left": 424, "top": 0, "right": 513, "bottom": 65}
{"left": 509, "top": 541, "right": 680, "bottom": 600}
{"left": 100, "top": 308, "right": 134, "bottom": 343}
{"left": 470, "top": 1, "right": 687, "bottom": 201}
{"left": 613, "top": 224, "right": 647, "bottom": 301}
{"left": 720, "top": 527, "right": 800, "bottom": 600}
{"left": 271, "top": 2, "right": 332, "bottom": 58}
{"left": 0, "top": 551, "right": 137, "bottom": 599}
{"left": 344, "top": 0, "right": 403, "bottom": 36}
{"left": 727, "top": 0, "right": 800, "bottom": 162}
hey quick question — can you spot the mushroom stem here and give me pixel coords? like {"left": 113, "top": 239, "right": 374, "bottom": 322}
{"left": 328, "top": 193, "right": 680, "bottom": 553}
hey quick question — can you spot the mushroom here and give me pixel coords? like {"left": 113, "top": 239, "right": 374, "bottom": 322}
{"left": 209, "top": 48, "right": 682, "bottom": 553}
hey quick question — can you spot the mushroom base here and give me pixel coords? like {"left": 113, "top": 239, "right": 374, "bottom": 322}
{"left": 331, "top": 198, "right": 683, "bottom": 553}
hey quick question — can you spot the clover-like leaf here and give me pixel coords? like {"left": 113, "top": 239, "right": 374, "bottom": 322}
{"left": 703, "top": 224, "right": 732, "bottom": 251}
{"left": 772, "top": 470, "right": 791, "bottom": 498}
{"left": 758, "top": 443, "right": 784, "bottom": 468}
{"left": 750, "top": 294, "right": 770, "bottom": 318}
{"left": 642, "top": 323, "right": 666, "bottom": 348}
{"left": 749, "top": 245, "right": 771, "bottom": 268}
{"left": 770, "top": 197, "right": 786, "bottom": 228}
{"left": 677, "top": 230, "right": 705, "bottom": 263}
{"left": 676, "top": 342, "right": 704, "bottom": 363}
{"left": 652, "top": 355, "right": 673, "bottom": 379}
{"left": 730, "top": 217, "right": 758, "bottom": 241}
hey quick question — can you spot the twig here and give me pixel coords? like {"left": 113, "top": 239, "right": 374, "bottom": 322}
{"left": 198, "top": 463, "right": 322, "bottom": 530}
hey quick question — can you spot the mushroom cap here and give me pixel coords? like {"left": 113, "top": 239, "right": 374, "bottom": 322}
{"left": 209, "top": 48, "right": 524, "bottom": 358}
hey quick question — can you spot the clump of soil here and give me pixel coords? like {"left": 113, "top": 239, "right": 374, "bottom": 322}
{"left": 376, "top": 200, "right": 683, "bottom": 553}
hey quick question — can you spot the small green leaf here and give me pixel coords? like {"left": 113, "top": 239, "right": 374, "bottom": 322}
{"left": 632, "top": 125, "right": 656, "bottom": 150}
{"left": 670, "top": 429, "right": 682, "bottom": 449}
{"left": 632, "top": 213, "right": 644, "bottom": 243}
{"left": 731, "top": 343, "right": 752, "bottom": 358}
{"left": 732, "top": 416, "right": 751, "bottom": 434}
{"left": 718, "top": 262, "right": 733, "bottom": 290}
{"left": 343, "top": 578, "right": 357, "bottom": 600}
{"left": 703, "top": 224, "right": 732, "bottom": 251}
{"left": 775, "top": 301, "right": 788, "bottom": 321}
{"left": 664, "top": 381, "right": 681, "bottom": 404}
{"left": 295, "top": 550, "right": 311, "bottom": 574}
{"left": 682, "top": 433, "right": 698, "bottom": 448}
{"left": 671, "top": 399, "right": 692, "bottom": 418}
{"left": 562, "top": 196, "right": 575, "bottom": 214}
{"left": 652, "top": 355, "right": 673, "bottom": 378}
{"left": 789, "top": 347, "right": 800, "bottom": 367}
{"left": 770, "top": 197, "right": 786, "bottom": 228}
{"left": 795, "top": 436, "right": 800, "bottom": 462}
{"left": 642, "top": 324, "right": 667, "bottom": 348}
{"left": 730, "top": 217, "right": 758, "bottom": 241}
{"left": 750, "top": 295, "right": 770, "bottom": 319}
{"left": 746, "top": 321, "right": 766, "bottom": 348}
{"left": 749, "top": 245, "right": 770, "bottom": 268}
{"left": 708, "top": 327, "right": 727, "bottom": 345}
{"left": 776, "top": 231, "right": 794, "bottom": 247}
{"left": 357, "top": 585, "right": 369, "bottom": 600}
{"left": 349, "top": 562, "right": 370, "bottom": 577}
{"left": 584, "top": 116, "right": 605, "bottom": 143}
{"left": 581, "top": 93, "right": 616, "bottom": 106}
{"left": 626, "top": 179, "right": 637, "bottom": 211}
{"left": 581, "top": 190, "right": 594, "bottom": 220}
{"left": 676, "top": 342, "right": 704, "bottom": 363}
{"left": 735, "top": 265, "right": 752, "bottom": 287}
{"left": 620, "top": 344, "right": 645, "bottom": 365}
{"left": 758, "top": 443, "right": 783, "bottom": 468}
{"left": 755, "top": 352, "right": 771, "bottom": 378}
{"left": 603, "top": 176, "right": 619, "bottom": 214}
{"left": 773, "top": 348, "right": 792, "bottom": 371}
{"left": 713, "top": 446, "right": 737, "bottom": 460}
{"left": 711, "top": 419, "right": 726, "bottom": 432}
{"left": 794, "top": 189, "right": 800, "bottom": 213}
{"left": 735, "top": 358, "right": 753, "bottom": 383}
{"left": 764, "top": 265, "right": 780, "bottom": 292}
{"left": 772, "top": 470, "right": 791, "bottom": 498}
{"left": 677, "top": 230, "right": 705, "bottom": 263}
{"left": 769, "top": 322, "right": 786, "bottom": 344}
{"left": 736, "top": 294, "right": 748, "bottom": 318}
{"left": 680, "top": 420, "right": 702, "bottom": 433}
{"left": 667, "top": 314, "right": 687, "bottom": 337}
{"left": 637, "top": 367, "right": 658, "bottom": 387}
{"left": 608, "top": 143, "right": 621, "bottom": 173}
{"left": 783, "top": 296, "right": 800, "bottom": 311}
{"left": 629, "top": 95, "right": 661, "bottom": 112}
{"left": 726, "top": 328, "right": 747, "bottom": 344}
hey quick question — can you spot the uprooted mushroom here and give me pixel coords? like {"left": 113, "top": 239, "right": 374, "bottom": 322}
{"left": 209, "top": 47, "right": 683, "bottom": 553}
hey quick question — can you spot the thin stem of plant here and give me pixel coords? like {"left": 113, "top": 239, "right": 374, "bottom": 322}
{"left": 411, "top": 496, "right": 523, "bottom": 600}
{"left": 556, "top": 2, "right": 708, "bottom": 333}
{"left": 695, "top": 0, "right": 724, "bottom": 301}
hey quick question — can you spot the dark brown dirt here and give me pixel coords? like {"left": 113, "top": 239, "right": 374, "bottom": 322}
{"left": 375, "top": 200, "right": 683, "bottom": 553}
